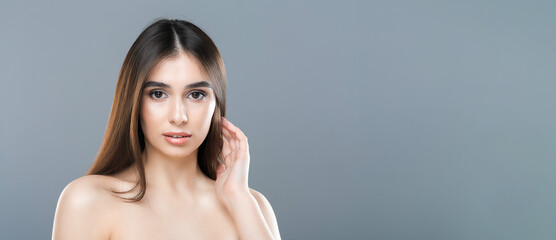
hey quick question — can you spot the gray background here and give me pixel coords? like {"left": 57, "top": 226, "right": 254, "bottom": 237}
{"left": 1, "top": 0, "right": 555, "bottom": 239}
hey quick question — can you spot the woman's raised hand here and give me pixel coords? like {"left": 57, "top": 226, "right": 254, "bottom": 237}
{"left": 215, "top": 117, "right": 251, "bottom": 207}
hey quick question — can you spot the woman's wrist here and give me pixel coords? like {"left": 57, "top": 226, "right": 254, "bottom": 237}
{"left": 222, "top": 188, "right": 253, "bottom": 210}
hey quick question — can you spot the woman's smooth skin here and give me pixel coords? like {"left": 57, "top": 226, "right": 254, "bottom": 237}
{"left": 52, "top": 53, "right": 280, "bottom": 239}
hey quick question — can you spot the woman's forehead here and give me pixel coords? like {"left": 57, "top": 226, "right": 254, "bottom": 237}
{"left": 148, "top": 53, "right": 210, "bottom": 85}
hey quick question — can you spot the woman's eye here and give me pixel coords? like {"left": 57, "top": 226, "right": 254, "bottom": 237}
{"left": 188, "top": 91, "right": 207, "bottom": 100}
{"left": 149, "top": 90, "right": 167, "bottom": 100}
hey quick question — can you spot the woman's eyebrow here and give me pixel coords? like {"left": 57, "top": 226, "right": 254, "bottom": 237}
{"left": 142, "top": 81, "right": 213, "bottom": 89}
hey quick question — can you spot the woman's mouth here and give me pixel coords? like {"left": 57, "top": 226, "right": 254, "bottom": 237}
{"left": 163, "top": 135, "right": 191, "bottom": 145}
{"left": 163, "top": 132, "right": 192, "bottom": 145}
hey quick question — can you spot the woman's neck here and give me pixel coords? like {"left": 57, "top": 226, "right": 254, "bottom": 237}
{"left": 140, "top": 148, "right": 213, "bottom": 199}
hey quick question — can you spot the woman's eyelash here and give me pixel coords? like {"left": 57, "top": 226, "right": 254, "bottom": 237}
{"left": 149, "top": 90, "right": 167, "bottom": 99}
{"left": 148, "top": 90, "right": 207, "bottom": 100}
{"left": 188, "top": 90, "right": 207, "bottom": 100}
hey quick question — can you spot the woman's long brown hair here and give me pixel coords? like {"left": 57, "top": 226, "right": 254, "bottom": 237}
{"left": 86, "top": 18, "right": 227, "bottom": 202}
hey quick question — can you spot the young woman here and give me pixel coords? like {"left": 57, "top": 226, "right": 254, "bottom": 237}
{"left": 52, "top": 18, "right": 281, "bottom": 240}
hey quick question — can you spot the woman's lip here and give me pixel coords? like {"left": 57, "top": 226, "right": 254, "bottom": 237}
{"left": 163, "top": 132, "right": 192, "bottom": 137}
{"left": 164, "top": 135, "right": 191, "bottom": 145}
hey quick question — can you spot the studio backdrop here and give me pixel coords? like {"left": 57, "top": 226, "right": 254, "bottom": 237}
{"left": 1, "top": 0, "right": 555, "bottom": 239}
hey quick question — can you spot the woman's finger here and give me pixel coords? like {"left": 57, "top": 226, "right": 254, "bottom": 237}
{"left": 222, "top": 118, "right": 250, "bottom": 164}
{"left": 222, "top": 124, "right": 240, "bottom": 167}
{"left": 224, "top": 119, "right": 246, "bottom": 141}
{"left": 222, "top": 119, "right": 245, "bottom": 149}
{"left": 223, "top": 119, "right": 248, "bottom": 155}
{"left": 222, "top": 119, "right": 242, "bottom": 154}
{"left": 221, "top": 127, "right": 236, "bottom": 151}
{"left": 222, "top": 135, "right": 232, "bottom": 161}
{"left": 221, "top": 120, "right": 233, "bottom": 140}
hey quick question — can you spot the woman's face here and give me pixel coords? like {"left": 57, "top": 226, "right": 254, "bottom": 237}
{"left": 140, "top": 53, "right": 216, "bottom": 159}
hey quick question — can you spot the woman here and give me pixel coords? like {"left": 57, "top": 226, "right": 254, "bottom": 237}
{"left": 52, "top": 18, "right": 281, "bottom": 240}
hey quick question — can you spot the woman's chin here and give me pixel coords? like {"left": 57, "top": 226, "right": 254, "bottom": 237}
{"left": 164, "top": 147, "right": 198, "bottom": 158}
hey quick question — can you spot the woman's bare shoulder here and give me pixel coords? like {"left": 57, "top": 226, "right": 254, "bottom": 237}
{"left": 59, "top": 174, "right": 132, "bottom": 201}
{"left": 249, "top": 188, "right": 282, "bottom": 240}
{"left": 52, "top": 175, "right": 122, "bottom": 239}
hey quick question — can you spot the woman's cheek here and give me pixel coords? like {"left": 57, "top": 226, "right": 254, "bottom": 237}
{"left": 204, "top": 100, "right": 216, "bottom": 126}
{"left": 141, "top": 101, "right": 163, "bottom": 133}
{"left": 192, "top": 100, "right": 215, "bottom": 132}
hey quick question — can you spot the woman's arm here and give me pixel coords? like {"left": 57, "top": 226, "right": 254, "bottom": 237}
{"left": 225, "top": 190, "right": 280, "bottom": 240}
{"left": 216, "top": 117, "right": 281, "bottom": 240}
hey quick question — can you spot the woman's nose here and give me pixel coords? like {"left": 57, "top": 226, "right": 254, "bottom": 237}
{"left": 169, "top": 98, "right": 188, "bottom": 126}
